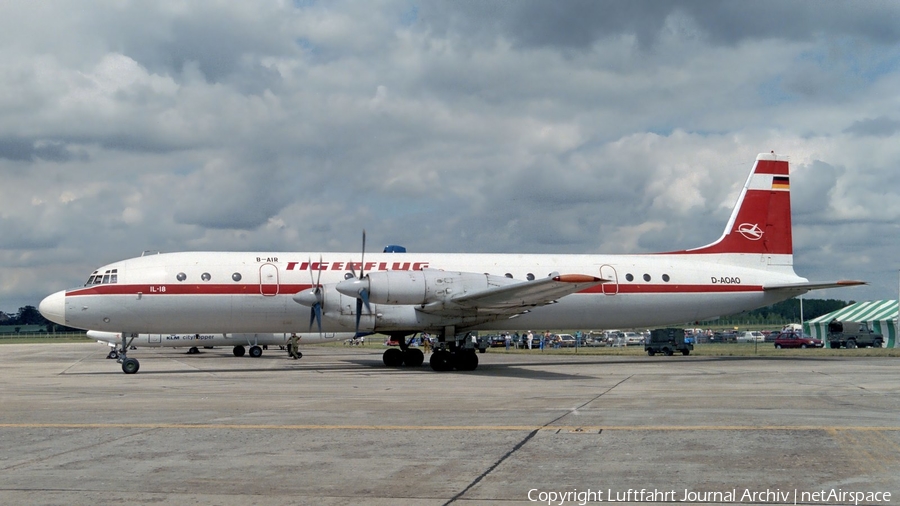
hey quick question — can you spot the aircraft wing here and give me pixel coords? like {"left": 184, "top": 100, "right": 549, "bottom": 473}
{"left": 763, "top": 280, "right": 867, "bottom": 294}
{"left": 419, "top": 273, "right": 605, "bottom": 315}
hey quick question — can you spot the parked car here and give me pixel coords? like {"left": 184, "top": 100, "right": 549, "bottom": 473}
{"left": 712, "top": 331, "right": 737, "bottom": 342}
{"left": 582, "top": 337, "right": 607, "bottom": 347}
{"left": 554, "top": 334, "right": 577, "bottom": 347}
{"left": 488, "top": 335, "right": 507, "bottom": 348}
{"left": 736, "top": 331, "right": 765, "bottom": 342}
{"left": 773, "top": 331, "right": 823, "bottom": 349}
{"left": 623, "top": 332, "right": 644, "bottom": 346}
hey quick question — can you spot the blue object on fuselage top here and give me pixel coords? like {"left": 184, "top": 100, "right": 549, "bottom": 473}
{"left": 383, "top": 245, "right": 407, "bottom": 253}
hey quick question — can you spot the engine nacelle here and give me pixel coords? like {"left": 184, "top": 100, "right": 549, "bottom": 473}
{"left": 336, "top": 270, "right": 517, "bottom": 306}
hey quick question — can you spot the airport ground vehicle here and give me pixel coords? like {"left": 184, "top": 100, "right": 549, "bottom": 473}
{"left": 645, "top": 328, "right": 693, "bottom": 356}
{"left": 773, "top": 331, "right": 823, "bottom": 349}
{"left": 826, "top": 321, "right": 884, "bottom": 349}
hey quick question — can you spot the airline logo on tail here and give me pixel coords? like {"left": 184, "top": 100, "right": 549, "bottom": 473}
{"left": 737, "top": 223, "right": 763, "bottom": 241}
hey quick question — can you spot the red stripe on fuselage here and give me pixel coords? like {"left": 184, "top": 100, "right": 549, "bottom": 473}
{"left": 66, "top": 284, "right": 312, "bottom": 296}
{"left": 67, "top": 283, "right": 763, "bottom": 297}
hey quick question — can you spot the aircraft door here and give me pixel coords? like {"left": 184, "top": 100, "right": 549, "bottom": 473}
{"left": 599, "top": 264, "right": 619, "bottom": 295}
{"left": 259, "top": 264, "right": 279, "bottom": 296}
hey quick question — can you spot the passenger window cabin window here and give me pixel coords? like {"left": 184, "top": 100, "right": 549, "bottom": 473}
{"left": 625, "top": 273, "right": 634, "bottom": 282}
{"left": 643, "top": 274, "right": 651, "bottom": 282}
{"left": 201, "top": 273, "right": 211, "bottom": 281}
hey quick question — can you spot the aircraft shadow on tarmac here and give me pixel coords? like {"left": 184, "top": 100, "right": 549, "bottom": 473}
{"left": 65, "top": 348, "right": 862, "bottom": 379}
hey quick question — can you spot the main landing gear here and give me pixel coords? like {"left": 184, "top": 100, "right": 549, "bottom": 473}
{"left": 382, "top": 335, "right": 425, "bottom": 367}
{"left": 380, "top": 331, "right": 480, "bottom": 371}
{"left": 428, "top": 349, "right": 478, "bottom": 372}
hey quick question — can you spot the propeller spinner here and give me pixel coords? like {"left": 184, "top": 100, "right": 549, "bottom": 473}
{"left": 291, "top": 256, "right": 324, "bottom": 334}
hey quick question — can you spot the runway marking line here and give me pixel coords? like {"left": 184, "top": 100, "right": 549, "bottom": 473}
{"left": 1, "top": 423, "right": 899, "bottom": 431}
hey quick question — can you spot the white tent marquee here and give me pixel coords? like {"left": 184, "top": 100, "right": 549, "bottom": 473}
{"left": 804, "top": 300, "right": 899, "bottom": 348}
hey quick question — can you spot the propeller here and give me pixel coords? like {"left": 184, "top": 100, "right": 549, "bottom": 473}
{"left": 347, "top": 230, "right": 372, "bottom": 335}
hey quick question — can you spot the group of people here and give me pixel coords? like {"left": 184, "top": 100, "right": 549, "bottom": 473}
{"left": 496, "top": 331, "right": 530, "bottom": 350}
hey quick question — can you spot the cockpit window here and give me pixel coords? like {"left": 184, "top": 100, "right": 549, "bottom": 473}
{"left": 85, "top": 269, "right": 119, "bottom": 286}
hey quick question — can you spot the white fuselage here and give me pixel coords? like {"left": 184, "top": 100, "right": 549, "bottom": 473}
{"left": 44, "top": 250, "right": 806, "bottom": 335}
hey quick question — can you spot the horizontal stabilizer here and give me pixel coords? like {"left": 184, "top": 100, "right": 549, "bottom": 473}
{"left": 763, "top": 280, "right": 867, "bottom": 293}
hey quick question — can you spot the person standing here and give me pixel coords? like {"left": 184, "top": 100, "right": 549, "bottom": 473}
{"left": 526, "top": 330, "right": 533, "bottom": 350}
{"left": 288, "top": 333, "right": 300, "bottom": 359}
{"left": 504, "top": 333, "right": 511, "bottom": 351}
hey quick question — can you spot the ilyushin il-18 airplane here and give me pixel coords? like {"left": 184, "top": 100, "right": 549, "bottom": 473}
{"left": 40, "top": 153, "right": 863, "bottom": 374}
{"left": 86, "top": 330, "right": 356, "bottom": 360}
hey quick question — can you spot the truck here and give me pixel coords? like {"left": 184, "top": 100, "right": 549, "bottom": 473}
{"left": 826, "top": 320, "right": 884, "bottom": 349}
{"left": 645, "top": 328, "right": 693, "bottom": 356}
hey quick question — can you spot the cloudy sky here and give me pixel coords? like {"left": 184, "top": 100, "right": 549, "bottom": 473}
{"left": 2, "top": 0, "right": 899, "bottom": 312}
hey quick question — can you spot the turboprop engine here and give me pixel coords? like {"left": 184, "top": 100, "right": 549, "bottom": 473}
{"left": 335, "top": 269, "right": 519, "bottom": 306}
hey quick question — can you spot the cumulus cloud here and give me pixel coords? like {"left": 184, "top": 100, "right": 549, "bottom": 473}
{"left": 844, "top": 116, "right": 900, "bottom": 137}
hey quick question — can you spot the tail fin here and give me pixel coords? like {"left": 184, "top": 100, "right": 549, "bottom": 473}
{"left": 683, "top": 152, "right": 792, "bottom": 255}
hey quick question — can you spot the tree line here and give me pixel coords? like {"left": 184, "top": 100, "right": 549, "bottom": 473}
{"left": 0, "top": 305, "right": 47, "bottom": 326}
{"left": 0, "top": 305, "right": 81, "bottom": 332}
{"left": 704, "top": 298, "right": 851, "bottom": 326}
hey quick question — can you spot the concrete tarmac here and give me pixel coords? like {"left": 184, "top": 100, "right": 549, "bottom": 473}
{"left": 0, "top": 343, "right": 898, "bottom": 505}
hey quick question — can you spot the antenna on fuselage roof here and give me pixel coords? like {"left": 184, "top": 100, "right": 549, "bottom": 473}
{"left": 140, "top": 251, "right": 161, "bottom": 256}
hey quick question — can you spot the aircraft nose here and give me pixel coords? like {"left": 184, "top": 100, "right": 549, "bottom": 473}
{"left": 39, "top": 290, "right": 67, "bottom": 325}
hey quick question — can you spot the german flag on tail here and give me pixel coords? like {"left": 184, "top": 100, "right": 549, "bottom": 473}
{"left": 772, "top": 176, "right": 790, "bottom": 191}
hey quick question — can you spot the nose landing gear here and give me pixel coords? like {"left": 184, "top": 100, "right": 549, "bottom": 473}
{"left": 114, "top": 333, "right": 140, "bottom": 374}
